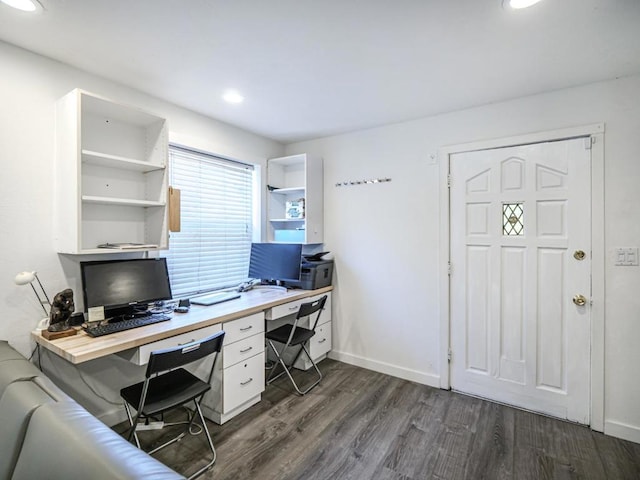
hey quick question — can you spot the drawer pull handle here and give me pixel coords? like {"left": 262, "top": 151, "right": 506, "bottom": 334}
{"left": 178, "top": 340, "right": 196, "bottom": 346}
{"left": 288, "top": 305, "right": 299, "bottom": 311}
{"left": 239, "top": 325, "right": 253, "bottom": 332}
{"left": 240, "top": 346, "right": 253, "bottom": 353}
{"left": 318, "top": 338, "right": 327, "bottom": 344}
{"left": 240, "top": 378, "right": 253, "bottom": 386}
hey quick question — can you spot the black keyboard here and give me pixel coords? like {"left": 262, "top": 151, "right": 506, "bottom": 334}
{"left": 84, "top": 314, "right": 171, "bottom": 337}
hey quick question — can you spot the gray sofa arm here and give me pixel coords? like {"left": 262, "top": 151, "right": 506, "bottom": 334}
{"left": 11, "top": 400, "right": 184, "bottom": 480}
{"left": 0, "top": 341, "right": 184, "bottom": 480}
{"left": 0, "top": 380, "right": 55, "bottom": 479}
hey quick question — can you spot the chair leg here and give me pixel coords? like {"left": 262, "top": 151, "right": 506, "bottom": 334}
{"left": 266, "top": 339, "right": 322, "bottom": 395}
{"left": 123, "top": 402, "right": 141, "bottom": 448}
{"left": 185, "top": 400, "right": 217, "bottom": 480}
{"left": 300, "top": 343, "right": 323, "bottom": 392}
{"left": 265, "top": 339, "right": 294, "bottom": 384}
{"left": 147, "top": 409, "right": 193, "bottom": 455}
{"left": 297, "top": 343, "right": 323, "bottom": 394}
{"left": 126, "top": 402, "right": 216, "bottom": 480}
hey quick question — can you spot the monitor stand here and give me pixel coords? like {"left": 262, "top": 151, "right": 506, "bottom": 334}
{"left": 254, "top": 280, "right": 288, "bottom": 292}
{"left": 253, "top": 284, "right": 288, "bottom": 292}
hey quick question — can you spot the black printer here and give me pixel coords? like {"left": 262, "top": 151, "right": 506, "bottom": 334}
{"left": 287, "top": 258, "right": 334, "bottom": 290}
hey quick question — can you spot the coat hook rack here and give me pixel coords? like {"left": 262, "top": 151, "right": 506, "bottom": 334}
{"left": 335, "top": 177, "right": 392, "bottom": 187}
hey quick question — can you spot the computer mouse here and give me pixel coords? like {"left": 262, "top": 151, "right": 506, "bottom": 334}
{"left": 174, "top": 306, "right": 189, "bottom": 313}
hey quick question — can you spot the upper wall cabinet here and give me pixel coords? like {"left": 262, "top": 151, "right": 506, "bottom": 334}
{"left": 55, "top": 89, "right": 169, "bottom": 254}
{"left": 266, "top": 154, "right": 323, "bottom": 244}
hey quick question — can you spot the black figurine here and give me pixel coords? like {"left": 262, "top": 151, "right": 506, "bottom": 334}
{"left": 48, "top": 288, "right": 75, "bottom": 332}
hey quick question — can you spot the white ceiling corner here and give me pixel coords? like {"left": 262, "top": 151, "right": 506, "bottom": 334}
{"left": 1, "top": 0, "right": 639, "bottom": 143}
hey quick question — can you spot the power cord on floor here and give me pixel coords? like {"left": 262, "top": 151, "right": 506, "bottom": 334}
{"left": 160, "top": 406, "right": 204, "bottom": 436}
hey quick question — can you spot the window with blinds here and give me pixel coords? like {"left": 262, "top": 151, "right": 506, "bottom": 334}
{"left": 165, "top": 146, "right": 254, "bottom": 298}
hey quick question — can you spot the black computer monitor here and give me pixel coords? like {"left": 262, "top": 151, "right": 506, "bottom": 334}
{"left": 80, "top": 258, "right": 172, "bottom": 318}
{"left": 248, "top": 243, "right": 302, "bottom": 284}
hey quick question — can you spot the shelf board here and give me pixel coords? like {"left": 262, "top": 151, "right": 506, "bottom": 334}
{"left": 269, "top": 218, "right": 306, "bottom": 223}
{"left": 74, "top": 246, "right": 164, "bottom": 255}
{"left": 268, "top": 154, "right": 306, "bottom": 167}
{"left": 81, "top": 91, "right": 166, "bottom": 127}
{"left": 82, "top": 195, "right": 165, "bottom": 207}
{"left": 269, "top": 186, "right": 305, "bottom": 195}
{"left": 82, "top": 150, "right": 165, "bottom": 172}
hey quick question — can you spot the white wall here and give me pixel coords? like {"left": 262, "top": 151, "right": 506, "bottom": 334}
{"left": 0, "top": 40, "right": 284, "bottom": 422}
{"left": 2, "top": 37, "right": 639, "bottom": 443}
{"left": 286, "top": 74, "right": 640, "bottom": 443}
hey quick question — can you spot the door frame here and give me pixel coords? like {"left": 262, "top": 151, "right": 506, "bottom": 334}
{"left": 438, "top": 123, "right": 605, "bottom": 431}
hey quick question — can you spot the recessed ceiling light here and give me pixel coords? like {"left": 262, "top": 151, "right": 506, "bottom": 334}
{"left": 507, "top": 0, "right": 543, "bottom": 9}
{"left": 0, "top": 0, "right": 42, "bottom": 12}
{"left": 222, "top": 90, "right": 244, "bottom": 104}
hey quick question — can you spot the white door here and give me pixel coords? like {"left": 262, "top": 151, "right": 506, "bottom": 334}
{"left": 449, "top": 138, "right": 591, "bottom": 424}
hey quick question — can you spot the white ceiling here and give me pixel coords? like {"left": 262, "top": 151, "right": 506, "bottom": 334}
{"left": 1, "top": 0, "right": 640, "bottom": 143}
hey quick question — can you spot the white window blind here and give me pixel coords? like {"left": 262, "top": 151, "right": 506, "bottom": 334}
{"left": 165, "top": 146, "right": 254, "bottom": 298}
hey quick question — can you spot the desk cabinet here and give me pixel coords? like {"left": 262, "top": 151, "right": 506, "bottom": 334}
{"left": 265, "top": 292, "right": 332, "bottom": 370}
{"left": 203, "top": 312, "right": 265, "bottom": 425}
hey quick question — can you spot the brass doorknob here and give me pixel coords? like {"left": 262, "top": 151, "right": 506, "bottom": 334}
{"left": 573, "top": 294, "right": 587, "bottom": 306}
{"left": 574, "top": 250, "right": 586, "bottom": 260}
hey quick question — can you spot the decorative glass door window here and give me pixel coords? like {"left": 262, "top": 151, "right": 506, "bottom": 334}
{"left": 503, "top": 203, "right": 524, "bottom": 236}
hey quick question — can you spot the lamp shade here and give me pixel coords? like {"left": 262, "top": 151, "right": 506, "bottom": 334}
{"left": 15, "top": 270, "right": 51, "bottom": 316}
{"left": 14, "top": 271, "right": 36, "bottom": 285}
{"left": 507, "top": 0, "right": 543, "bottom": 8}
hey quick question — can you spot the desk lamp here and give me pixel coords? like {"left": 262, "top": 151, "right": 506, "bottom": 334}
{"left": 14, "top": 271, "right": 51, "bottom": 315}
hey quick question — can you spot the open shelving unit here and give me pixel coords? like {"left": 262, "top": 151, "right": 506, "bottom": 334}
{"left": 55, "top": 89, "right": 169, "bottom": 254}
{"left": 266, "top": 154, "right": 323, "bottom": 244}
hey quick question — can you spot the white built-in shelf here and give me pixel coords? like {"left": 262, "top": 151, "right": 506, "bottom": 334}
{"left": 269, "top": 218, "right": 305, "bottom": 223}
{"left": 55, "top": 89, "right": 169, "bottom": 254}
{"left": 82, "top": 150, "right": 165, "bottom": 172}
{"left": 270, "top": 186, "right": 305, "bottom": 195}
{"left": 79, "top": 247, "right": 163, "bottom": 255}
{"left": 82, "top": 195, "right": 165, "bottom": 207}
{"left": 266, "top": 153, "right": 323, "bottom": 244}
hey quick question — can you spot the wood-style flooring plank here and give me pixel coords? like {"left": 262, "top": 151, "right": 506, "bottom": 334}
{"left": 213, "top": 361, "right": 361, "bottom": 479}
{"left": 291, "top": 375, "right": 412, "bottom": 480}
{"left": 462, "top": 400, "right": 515, "bottom": 479}
{"left": 113, "top": 359, "right": 640, "bottom": 480}
{"left": 592, "top": 429, "right": 640, "bottom": 479}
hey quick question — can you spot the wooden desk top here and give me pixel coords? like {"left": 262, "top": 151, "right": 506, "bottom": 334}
{"left": 32, "top": 286, "right": 332, "bottom": 365}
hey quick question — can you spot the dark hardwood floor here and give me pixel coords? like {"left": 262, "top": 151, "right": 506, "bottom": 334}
{"left": 117, "top": 359, "right": 640, "bottom": 479}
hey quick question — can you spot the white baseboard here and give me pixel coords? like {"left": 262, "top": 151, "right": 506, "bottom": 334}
{"left": 604, "top": 420, "right": 640, "bottom": 444}
{"left": 328, "top": 350, "right": 440, "bottom": 388}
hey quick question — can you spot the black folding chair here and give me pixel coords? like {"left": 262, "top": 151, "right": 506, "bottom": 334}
{"left": 120, "top": 330, "right": 225, "bottom": 479}
{"left": 265, "top": 295, "right": 327, "bottom": 395}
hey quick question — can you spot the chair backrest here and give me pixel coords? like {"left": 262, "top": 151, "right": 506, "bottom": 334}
{"left": 146, "top": 330, "right": 225, "bottom": 380}
{"left": 296, "top": 295, "right": 327, "bottom": 331}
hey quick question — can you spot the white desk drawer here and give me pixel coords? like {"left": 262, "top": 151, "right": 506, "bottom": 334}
{"left": 223, "top": 312, "right": 264, "bottom": 344}
{"left": 267, "top": 299, "right": 305, "bottom": 320}
{"left": 223, "top": 351, "right": 265, "bottom": 413}
{"left": 266, "top": 292, "right": 331, "bottom": 321}
{"left": 296, "top": 303, "right": 331, "bottom": 329}
{"left": 309, "top": 293, "right": 331, "bottom": 322}
{"left": 291, "top": 321, "right": 332, "bottom": 370}
{"left": 222, "top": 333, "right": 264, "bottom": 369}
{"left": 124, "top": 324, "right": 222, "bottom": 366}
{"left": 309, "top": 321, "right": 332, "bottom": 358}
